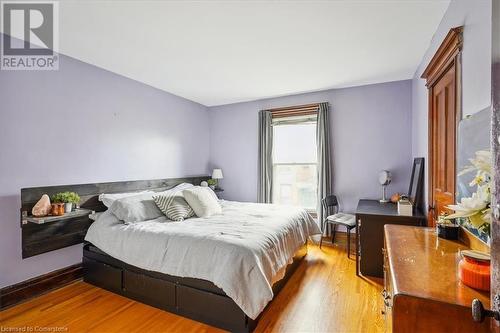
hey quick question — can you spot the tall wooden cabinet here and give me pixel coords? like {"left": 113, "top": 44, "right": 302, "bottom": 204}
{"left": 383, "top": 225, "right": 491, "bottom": 333}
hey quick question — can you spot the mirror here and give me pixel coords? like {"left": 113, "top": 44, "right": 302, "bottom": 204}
{"left": 456, "top": 107, "right": 491, "bottom": 244}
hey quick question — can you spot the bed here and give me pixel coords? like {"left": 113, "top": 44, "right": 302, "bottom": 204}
{"left": 20, "top": 177, "right": 319, "bottom": 331}
{"left": 83, "top": 189, "right": 320, "bottom": 332}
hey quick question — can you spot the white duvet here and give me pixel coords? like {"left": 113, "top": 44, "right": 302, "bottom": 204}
{"left": 84, "top": 200, "right": 321, "bottom": 319}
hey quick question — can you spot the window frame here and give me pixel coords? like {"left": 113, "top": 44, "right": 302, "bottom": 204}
{"left": 271, "top": 119, "right": 318, "bottom": 213}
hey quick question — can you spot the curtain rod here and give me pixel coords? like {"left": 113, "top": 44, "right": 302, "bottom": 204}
{"left": 265, "top": 102, "right": 325, "bottom": 119}
{"left": 264, "top": 103, "right": 321, "bottom": 113}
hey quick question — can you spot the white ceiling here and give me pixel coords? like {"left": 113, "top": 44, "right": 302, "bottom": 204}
{"left": 16, "top": 1, "right": 451, "bottom": 106}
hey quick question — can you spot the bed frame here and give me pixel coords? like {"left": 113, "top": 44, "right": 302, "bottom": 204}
{"left": 83, "top": 242, "right": 307, "bottom": 332}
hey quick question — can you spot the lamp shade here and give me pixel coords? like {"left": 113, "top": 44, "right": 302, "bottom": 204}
{"left": 212, "top": 169, "right": 223, "bottom": 179}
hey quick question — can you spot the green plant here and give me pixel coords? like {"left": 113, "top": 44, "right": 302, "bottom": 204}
{"left": 51, "top": 191, "right": 80, "bottom": 204}
{"left": 207, "top": 179, "right": 217, "bottom": 186}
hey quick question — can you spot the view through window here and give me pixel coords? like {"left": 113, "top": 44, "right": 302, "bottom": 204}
{"left": 272, "top": 120, "right": 317, "bottom": 211}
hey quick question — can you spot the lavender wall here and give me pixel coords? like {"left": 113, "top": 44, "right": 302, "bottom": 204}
{"left": 209, "top": 80, "right": 413, "bottom": 214}
{"left": 411, "top": 0, "right": 492, "bottom": 209}
{"left": 0, "top": 51, "right": 210, "bottom": 288}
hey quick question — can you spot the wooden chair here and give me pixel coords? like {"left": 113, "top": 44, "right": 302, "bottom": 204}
{"left": 319, "top": 195, "right": 356, "bottom": 258}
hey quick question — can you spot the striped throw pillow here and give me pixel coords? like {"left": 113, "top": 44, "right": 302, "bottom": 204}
{"left": 153, "top": 184, "right": 195, "bottom": 221}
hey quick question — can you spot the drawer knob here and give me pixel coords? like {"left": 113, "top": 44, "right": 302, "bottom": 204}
{"left": 472, "top": 298, "right": 500, "bottom": 323}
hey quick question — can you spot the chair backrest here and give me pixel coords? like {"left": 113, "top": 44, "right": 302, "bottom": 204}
{"left": 322, "top": 194, "right": 339, "bottom": 216}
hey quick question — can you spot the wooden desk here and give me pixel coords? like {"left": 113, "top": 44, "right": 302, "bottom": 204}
{"left": 383, "top": 225, "right": 491, "bottom": 332}
{"left": 355, "top": 199, "right": 426, "bottom": 277}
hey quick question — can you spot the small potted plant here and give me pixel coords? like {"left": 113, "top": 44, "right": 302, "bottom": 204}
{"left": 207, "top": 179, "right": 217, "bottom": 190}
{"left": 51, "top": 192, "right": 80, "bottom": 213}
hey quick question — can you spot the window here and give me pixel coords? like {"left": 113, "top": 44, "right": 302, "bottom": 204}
{"left": 272, "top": 119, "right": 317, "bottom": 211}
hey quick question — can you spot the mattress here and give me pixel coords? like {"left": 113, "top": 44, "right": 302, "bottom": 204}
{"left": 84, "top": 200, "right": 320, "bottom": 319}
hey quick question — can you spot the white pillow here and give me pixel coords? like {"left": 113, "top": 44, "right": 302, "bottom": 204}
{"left": 107, "top": 183, "right": 195, "bottom": 223}
{"left": 99, "top": 190, "right": 153, "bottom": 208}
{"left": 182, "top": 187, "right": 221, "bottom": 218}
{"left": 109, "top": 192, "right": 163, "bottom": 223}
{"left": 98, "top": 183, "right": 194, "bottom": 208}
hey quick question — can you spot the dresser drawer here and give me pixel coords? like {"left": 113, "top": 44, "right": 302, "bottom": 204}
{"left": 382, "top": 247, "right": 393, "bottom": 333}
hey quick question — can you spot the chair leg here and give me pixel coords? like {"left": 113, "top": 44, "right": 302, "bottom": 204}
{"left": 347, "top": 226, "right": 351, "bottom": 259}
{"left": 331, "top": 224, "right": 337, "bottom": 245}
{"left": 320, "top": 220, "right": 326, "bottom": 249}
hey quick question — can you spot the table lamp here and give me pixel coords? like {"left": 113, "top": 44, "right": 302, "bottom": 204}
{"left": 212, "top": 169, "right": 223, "bottom": 189}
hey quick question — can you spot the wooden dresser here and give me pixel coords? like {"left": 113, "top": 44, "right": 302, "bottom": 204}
{"left": 383, "top": 225, "right": 491, "bottom": 332}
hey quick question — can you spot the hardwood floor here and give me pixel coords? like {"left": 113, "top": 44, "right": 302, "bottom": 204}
{"left": 0, "top": 239, "right": 384, "bottom": 333}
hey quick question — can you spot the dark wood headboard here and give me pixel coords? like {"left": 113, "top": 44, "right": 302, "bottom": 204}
{"left": 20, "top": 175, "right": 209, "bottom": 258}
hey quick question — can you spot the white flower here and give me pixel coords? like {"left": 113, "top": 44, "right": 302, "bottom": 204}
{"left": 447, "top": 149, "right": 492, "bottom": 230}
{"left": 446, "top": 191, "right": 488, "bottom": 219}
{"left": 469, "top": 174, "right": 485, "bottom": 187}
{"left": 476, "top": 183, "right": 491, "bottom": 202}
{"left": 459, "top": 150, "right": 492, "bottom": 177}
{"left": 482, "top": 207, "right": 492, "bottom": 224}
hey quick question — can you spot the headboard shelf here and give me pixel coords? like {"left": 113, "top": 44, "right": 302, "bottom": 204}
{"left": 20, "top": 175, "right": 209, "bottom": 258}
{"left": 22, "top": 209, "right": 95, "bottom": 225}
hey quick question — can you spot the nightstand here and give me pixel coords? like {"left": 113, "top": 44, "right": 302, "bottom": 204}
{"left": 214, "top": 188, "right": 224, "bottom": 199}
{"left": 21, "top": 208, "right": 94, "bottom": 258}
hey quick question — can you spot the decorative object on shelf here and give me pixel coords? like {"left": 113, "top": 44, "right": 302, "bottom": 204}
{"left": 51, "top": 191, "right": 81, "bottom": 213}
{"left": 446, "top": 149, "right": 491, "bottom": 244}
{"left": 390, "top": 193, "right": 401, "bottom": 204}
{"left": 200, "top": 181, "right": 208, "bottom": 187}
{"left": 436, "top": 214, "right": 459, "bottom": 240}
{"left": 207, "top": 178, "right": 217, "bottom": 190}
{"left": 50, "top": 203, "right": 65, "bottom": 216}
{"left": 378, "top": 170, "right": 391, "bottom": 203}
{"left": 436, "top": 222, "right": 460, "bottom": 240}
{"left": 458, "top": 250, "right": 490, "bottom": 291}
{"left": 211, "top": 168, "right": 223, "bottom": 189}
{"left": 397, "top": 195, "right": 413, "bottom": 216}
{"left": 32, "top": 194, "right": 51, "bottom": 217}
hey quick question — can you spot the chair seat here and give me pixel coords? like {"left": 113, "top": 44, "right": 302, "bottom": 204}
{"left": 326, "top": 213, "right": 356, "bottom": 226}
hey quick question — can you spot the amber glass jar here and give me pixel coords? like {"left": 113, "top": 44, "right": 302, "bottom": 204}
{"left": 50, "top": 204, "right": 59, "bottom": 216}
{"left": 58, "top": 203, "right": 65, "bottom": 215}
{"left": 51, "top": 203, "right": 65, "bottom": 216}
